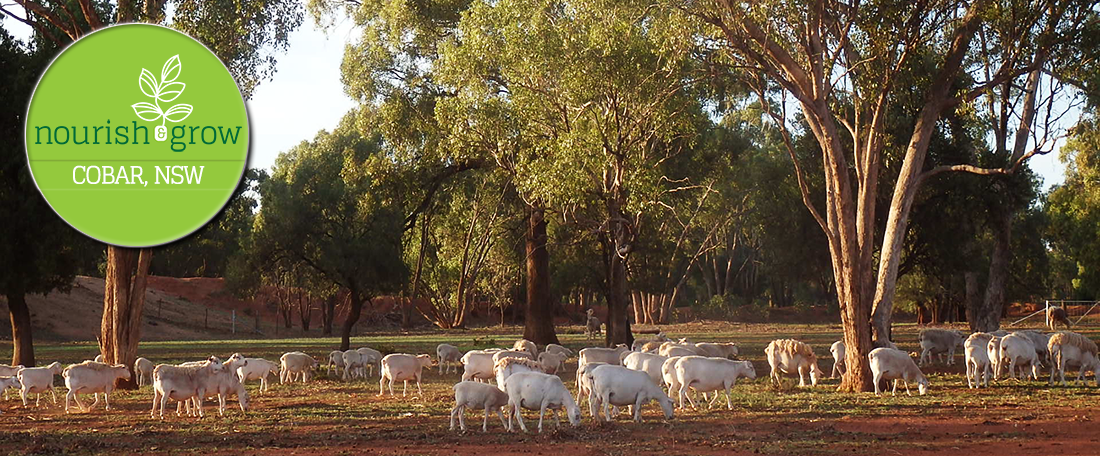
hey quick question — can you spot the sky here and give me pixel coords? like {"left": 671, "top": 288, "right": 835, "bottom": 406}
{"left": 2, "top": 7, "right": 1070, "bottom": 190}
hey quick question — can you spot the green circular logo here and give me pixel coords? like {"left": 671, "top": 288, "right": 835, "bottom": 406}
{"left": 25, "top": 24, "right": 249, "bottom": 248}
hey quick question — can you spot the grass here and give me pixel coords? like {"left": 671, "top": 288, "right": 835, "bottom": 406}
{"left": 2, "top": 321, "right": 1099, "bottom": 455}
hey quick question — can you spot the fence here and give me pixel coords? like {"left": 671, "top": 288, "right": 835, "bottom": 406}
{"left": 1009, "top": 300, "right": 1100, "bottom": 328}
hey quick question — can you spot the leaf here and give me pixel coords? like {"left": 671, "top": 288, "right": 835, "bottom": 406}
{"left": 157, "top": 82, "right": 186, "bottom": 102}
{"left": 161, "top": 55, "right": 182, "bottom": 83}
{"left": 163, "top": 104, "right": 194, "bottom": 123}
{"left": 139, "top": 69, "right": 159, "bottom": 98}
{"left": 132, "top": 102, "right": 162, "bottom": 122}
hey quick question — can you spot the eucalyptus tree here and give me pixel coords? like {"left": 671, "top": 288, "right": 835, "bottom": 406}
{"left": 1047, "top": 115, "right": 1100, "bottom": 300}
{"left": 683, "top": 0, "right": 1096, "bottom": 390}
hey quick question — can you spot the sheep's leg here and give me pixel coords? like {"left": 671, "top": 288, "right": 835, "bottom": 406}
{"left": 679, "top": 383, "right": 696, "bottom": 410}
{"left": 150, "top": 390, "right": 159, "bottom": 418}
{"left": 537, "top": 401, "right": 547, "bottom": 433}
{"left": 633, "top": 396, "right": 644, "bottom": 422}
{"left": 588, "top": 390, "right": 599, "bottom": 420}
{"left": 415, "top": 374, "right": 423, "bottom": 396}
{"left": 495, "top": 408, "right": 508, "bottom": 431}
{"left": 104, "top": 391, "right": 112, "bottom": 411}
{"left": 218, "top": 394, "right": 227, "bottom": 416}
{"left": 903, "top": 380, "right": 912, "bottom": 396}
{"left": 64, "top": 389, "right": 74, "bottom": 413}
{"left": 798, "top": 365, "right": 808, "bottom": 387}
{"left": 513, "top": 403, "right": 528, "bottom": 433}
{"left": 873, "top": 373, "right": 882, "bottom": 396}
{"left": 402, "top": 379, "right": 408, "bottom": 397}
{"left": 449, "top": 404, "right": 461, "bottom": 431}
{"left": 966, "top": 361, "right": 974, "bottom": 388}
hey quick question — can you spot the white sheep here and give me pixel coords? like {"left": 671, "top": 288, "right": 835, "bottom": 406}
{"left": 512, "top": 339, "right": 538, "bottom": 358}
{"left": 997, "top": 333, "right": 1041, "bottom": 381}
{"left": 621, "top": 351, "right": 669, "bottom": 386}
{"left": 694, "top": 342, "right": 739, "bottom": 359}
{"left": 658, "top": 342, "right": 699, "bottom": 358}
{"left": 342, "top": 350, "right": 365, "bottom": 380}
{"left": 0, "top": 376, "right": 18, "bottom": 401}
{"left": 450, "top": 381, "right": 511, "bottom": 432}
{"left": 578, "top": 345, "right": 630, "bottom": 369}
{"left": 964, "top": 332, "right": 994, "bottom": 388}
{"left": 536, "top": 351, "right": 567, "bottom": 374}
{"left": 829, "top": 341, "right": 845, "bottom": 378}
{"left": 586, "top": 364, "right": 673, "bottom": 423}
{"left": 674, "top": 356, "right": 756, "bottom": 410}
{"left": 494, "top": 357, "right": 544, "bottom": 390}
{"left": 357, "top": 347, "right": 383, "bottom": 377}
{"left": 631, "top": 332, "right": 670, "bottom": 352}
{"left": 918, "top": 328, "right": 964, "bottom": 366}
{"left": 279, "top": 352, "right": 318, "bottom": 383}
{"left": 437, "top": 344, "right": 463, "bottom": 375}
{"left": 379, "top": 354, "right": 433, "bottom": 397}
{"left": 575, "top": 361, "right": 608, "bottom": 407}
{"left": 62, "top": 361, "right": 131, "bottom": 412}
{"left": 1047, "top": 331, "right": 1100, "bottom": 386}
{"left": 461, "top": 350, "right": 498, "bottom": 382}
{"left": 134, "top": 357, "right": 154, "bottom": 387}
{"left": 868, "top": 347, "right": 929, "bottom": 396}
{"left": 17, "top": 362, "right": 63, "bottom": 407}
{"left": 0, "top": 364, "right": 23, "bottom": 400}
{"left": 660, "top": 356, "right": 684, "bottom": 398}
{"left": 765, "top": 339, "right": 824, "bottom": 387}
{"left": 195, "top": 363, "right": 250, "bottom": 416}
{"left": 491, "top": 350, "right": 533, "bottom": 364}
{"left": 326, "top": 350, "right": 346, "bottom": 376}
{"left": 1012, "top": 330, "right": 1052, "bottom": 366}
{"left": 543, "top": 344, "right": 573, "bottom": 358}
{"left": 987, "top": 336, "right": 1004, "bottom": 380}
{"left": 149, "top": 358, "right": 223, "bottom": 418}
{"left": 504, "top": 371, "right": 582, "bottom": 433}
{"left": 235, "top": 357, "right": 280, "bottom": 394}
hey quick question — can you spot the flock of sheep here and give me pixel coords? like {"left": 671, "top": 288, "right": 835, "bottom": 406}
{"left": 1, "top": 319, "right": 1097, "bottom": 432}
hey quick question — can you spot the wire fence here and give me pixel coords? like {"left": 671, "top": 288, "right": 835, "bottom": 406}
{"left": 1009, "top": 300, "right": 1100, "bottom": 328}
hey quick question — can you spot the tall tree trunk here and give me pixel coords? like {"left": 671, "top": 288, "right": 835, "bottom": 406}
{"left": 974, "top": 213, "right": 1012, "bottom": 331}
{"left": 340, "top": 287, "right": 364, "bottom": 351}
{"left": 523, "top": 207, "right": 559, "bottom": 345}
{"left": 631, "top": 291, "right": 643, "bottom": 325}
{"left": 698, "top": 260, "right": 715, "bottom": 302}
{"left": 100, "top": 246, "right": 151, "bottom": 390}
{"left": 606, "top": 249, "right": 633, "bottom": 346}
{"left": 7, "top": 287, "right": 34, "bottom": 367}
{"left": 321, "top": 294, "right": 336, "bottom": 336}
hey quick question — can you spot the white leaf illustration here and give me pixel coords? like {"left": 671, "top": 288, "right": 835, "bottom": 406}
{"left": 161, "top": 55, "right": 182, "bottom": 83}
{"left": 157, "top": 82, "right": 186, "bottom": 102}
{"left": 132, "top": 102, "right": 162, "bottom": 121}
{"left": 163, "top": 104, "right": 194, "bottom": 123}
{"left": 139, "top": 69, "right": 159, "bottom": 98}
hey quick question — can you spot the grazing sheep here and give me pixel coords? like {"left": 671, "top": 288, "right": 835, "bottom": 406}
{"left": 0, "top": 376, "right": 18, "bottom": 401}
{"left": 543, "top": 344, "right": 573, "bottom": 358}
{"left": 134, "top": 357, "right": 154, "bottom": 387}
{"left": 829, "top": 341, "right": 845, "bottom": 378}
{"left": 494, "top": 357, "right": 544, "bottom": 389}
{"left": 378, "top": 354, "right": 433, "bottom": 397}
{"left": 450, "top": 381, "right": 511, "bottom": 432}
{"left": 660, "top": 356, "right": 684, "bottom": 399}
{"left": 17, "top": 362, "right": 63, "bottom": 407}
{"left": 964, "top": 332, "right": 995, "bottom": 388}
{"left": 639, "top": 340, "right": 664, "bottom": 353}
{"left": 504, "top": 371, "right": 582, "bottom": 433}
{"left": 587, "top": 365, "right": 673, "bottom": 423}
{"left": 149, "top": 358, "right": 223, "bottom": 418}
{"left": 675, "top": 356, "right": 756, "bottom": 410}
{"left": 1047, "top": 331, "right": 1100, "bottom": 386}
{"left": 996, "top": 333, "right": 1041, "bottom": 381}
{"left": 197, "top": 364, "right": 250, "bottom": 416}
{"left": 631, "top": 332, "right": 670, "bottom": 352}
{"left": 1047, "top": 306, "right": 1072, "bottom": 331}
{"left": 987, "top": 336, "right": 1004, "bottom": 380}
{"left": 279, "top": 352, "right": 318, "bottom": 383}
{"left": 342, "top": 350, "right": 365, "bottom": 380}
{"left": 461, "top": 350, "right": 498, "bottom": 382}
{"left": 1012, "top": 330, "right": 1052, "bottom": 365}
{"left": 537, "top": 352, "right": 568, "bottom": 374}
{"left": 357, "top": 347, "right": 383, "bottom": 377}
{"left": 658, "top": 342, "right": 700, "bottom": 358}
{"left": 694, "top": 342, "right": 739, "bottom": 359}
{"left": 868, "top": 348, "right": 929, "bottom": 396}
{"left": 235, "top": 357, "right": 280, "bottom": 394}
{"left": 437, "top": 344, "right": 463, "bottom": 375}
{"left": 512, "top": 339, "right": 538, "bottom": 358}
{"left": 492, "top": 350, "right": 533, "bottom": 365}
{"left": 621, "top": 351, "right": 669, "bottom": 386}
{"left": 585, "top": 309, "right": 602, "bottom": 341}
{"left": 326, "top": 350, "right": 346, "bottom": 376}
{"left": 575, "top": 361, "right": 608, "bottom": 407}
{"left": 765, "top": 339, "right": 824, "bottom": 387}
{"left": 918, "top": 328, "right": 965, "bottom": 366}
{"left": 578, "top": 345, "right": 630, "bottom": 369}
{"left": 62, "top": 361, "right": 131, "bottom": 412}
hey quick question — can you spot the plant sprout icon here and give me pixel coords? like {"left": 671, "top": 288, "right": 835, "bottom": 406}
{"left": 131, "top": 55, "right": 193, "bottom": 142}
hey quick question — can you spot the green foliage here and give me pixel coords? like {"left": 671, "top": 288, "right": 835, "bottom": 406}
{"left": 1046, "top": 115, "right": 1100, "bottom": 299}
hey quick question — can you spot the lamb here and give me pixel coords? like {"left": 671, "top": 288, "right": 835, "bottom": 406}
{"left": 149, "top": 358, "right": 223, "bottom": 418}
{"left": 694, "top": 342, "right": 739, "bottom": 359}
{"left": 134, "top": 357, "right": 154, "bottom": 387}
{"left": 964, "top": 332, "right": 994, "bottom": 388}
{"left": 450, "top": 381, "right": 511, "bottom": 432}
{"left": 765, "top": 339, "right": 824, "bottom": 387}
{"left": 437, "top": 344, "right": 463, "bottom": 375}
{"left": 279, "top": 352, "right": 318, "bottom": 383}
{"left": 62, "top": 361, "right": 131, "bottom": 412}
{"left": 586, "top": 365, "right": 673, "bottom": 423}
{"left": 537, "top": 351, "right": 568, "bottom": 374}
{"left": 1047, "top": 331, "right": 1100, "bottom": 386}
{"left": 829, "top": 341, "right": 845, "bottom": 378}
{"left": 512, "top": 339, "right": 538, "bottom": 358}
{"left": 631, "top": 332, "right": 670, "bottom": 352}
{"left": 461, "top": 350, "right": 498, "bottom": 382}
{"left": 918, "top": 328, "right": 965, "bottom": 366}
{"left": 17, "top": 362, "right": 63, "bottom": 407}
{"left": 504, "top": 371, "right": 582, "bottom": 433}
{"left": 235, "top": 357, "right": 280, "bottom": 394}
{"left": 675, "top": 356, "right": 756, "bottom": 410}
{"left": 494, "top": 357, "right": 544, "bottom": 389}
{"left": 996, "top": 333, "right": 1041, "bottom": 381}
{"left": 342, "top": 349, "right": 365, "bottom": 380}
{"left": 543, "top": 344, "right": 573, "bottom": 358}
{"left": 585, "top": 309, "right": 602, "bottom": 341}
{"left": 621, "top": 351, "right": 669, "bottom": 386}
{"left": 578, "top": 345, "right": 630, "bottom": 369}
{"left": 868, "top": 347, "right": 929, "bottom": 396}
{"left": 326, "top": 350, "right": 346, "bottom": 376}
{"left": 378, "top": 353, "right": 433, "bottom": 397}
{"left": 357, "top": 347, "right": 383, "bottom": 377}
{"left": 1047, "top": 306, "right": 1072, "bottom": 331}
